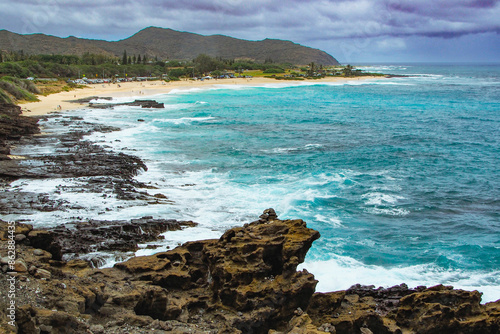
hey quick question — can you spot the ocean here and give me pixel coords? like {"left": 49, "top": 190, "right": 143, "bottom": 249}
{"left": 8, "top": 64, "right": 500, "bottom": 302}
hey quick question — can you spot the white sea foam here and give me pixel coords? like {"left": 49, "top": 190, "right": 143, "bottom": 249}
{"left": 357, "top": 65, "right": 409, "bottom": 72}
{"left": 152, "top": 116, "right": 216, "bottom": 125}
{"left": 368, "top": 207, "right": 410, "bottom": 216}
{"left": 261, "top": 143, "right": 324, "bottom": 154}
{"left": 132, "top": 162, "right": 343, "bottom": 230}
{"left": 89, "top": 96, "right": 147, "bottom": 104}
{"left": 362, "top": 192, "right": 404, "bottom": 205}
{"left": 4, "top": 177, "right": 150, "bottom": 227}
{"left": 85, "top": 123, "right": 163, "bottom": 154}
{"left": 360, "top": 192, "right": 409, "bottom": 216}
{"left": 167, "top": 87, "right": 209, "bottom": 94}
{"left": 305, "top": 143, "right": 324, "bottom": 149}
{"left": 299, "top": 256, "right": 500, "bottom": 303}
{"left": 305, "top": 171, "right": 356, "bottom": 187}
{"left": 314, "top": 214, "right": 344, "bottom": 227}
{"left": 338, "top": 80, "right": 414, "bottom": 86}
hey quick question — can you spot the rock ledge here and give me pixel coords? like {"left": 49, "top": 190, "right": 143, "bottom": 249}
{"left": 1, "top": 211, "right": 499, "bottom": 334}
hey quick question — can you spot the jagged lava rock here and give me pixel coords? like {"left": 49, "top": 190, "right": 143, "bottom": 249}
{"left": 205, "top": 217, "right": 320, "bottom": 331}
{"left": 113, "top": 211, "right": 320, "bottom": 333}
{"left": 306, "top": 283, "right": 500, "bottom": 334}
{"left": 393, "top": 284, "right": 500, "bottom": 334}
{"left": 34, "top": 218, "right": 197, "bottom": 259}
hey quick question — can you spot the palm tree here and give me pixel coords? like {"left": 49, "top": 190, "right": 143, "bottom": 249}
{"left": 342, "top": 64, "right": 353, "bottom": 77}
{"left": 308, "top": 62, "right": 316, "bottom": 77}
{"left": 122, "top": 50, "right": 128, "bottom": 65}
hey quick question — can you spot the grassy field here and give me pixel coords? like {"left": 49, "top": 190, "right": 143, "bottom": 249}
{"left": 35, "top": 80, "right": 87, "bottom": 96}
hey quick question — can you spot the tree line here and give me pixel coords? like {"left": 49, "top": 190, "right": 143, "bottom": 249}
{"left": 0, "top": 50, "right": 378, "bottom": 81}
{"left": 0, "top": 51, "right": 297, "bottom": 80}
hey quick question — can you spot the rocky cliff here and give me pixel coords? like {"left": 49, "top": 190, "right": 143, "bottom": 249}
{"left": 0, "top": 103, "right": 39, "bottom": 161}
{"left": 0, "top": 210, "right": 498, "bottom": 334}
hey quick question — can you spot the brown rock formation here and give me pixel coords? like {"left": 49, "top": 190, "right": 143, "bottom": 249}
{"left": 0, "top": 211, "right": 321, "bottom": 333}
{"left": 304, "top": 283, "right": 500, "bottom": 334}
{"left": 1, "top": 212, "right": 499, "bottom": 334}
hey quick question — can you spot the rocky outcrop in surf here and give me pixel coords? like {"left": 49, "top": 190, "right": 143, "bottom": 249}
{"left": 0, "top": 113, "right": 166, "bottom": 218}
{"left": 88, "top": 99, "right": 164, "bottom": 109}
{"left": 27, "top": 218, "right": 197, "bottom": 264}
{"left": 0, "top": 117, "right": 145, "bottom": 179}
{"left": 1, "top": 211, "right": 499, "bottom": 334}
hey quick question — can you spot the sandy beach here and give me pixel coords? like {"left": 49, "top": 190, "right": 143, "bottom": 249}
{"left": 21, "top": 76, "right": 381, "bottom": 116}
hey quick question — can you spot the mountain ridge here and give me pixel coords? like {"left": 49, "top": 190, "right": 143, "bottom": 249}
{"left": 0, "top": 27, "right": 339, "bottom": 65}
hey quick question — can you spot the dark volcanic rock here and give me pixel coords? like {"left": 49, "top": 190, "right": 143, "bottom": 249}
{"left": 0, "top": 113, "right": 157, "bottom": 219}
{"left": 89, "top": 99, "right": 164, "bottom": 109}
{"left": 27, "top": 218, "right": 197, "bottom": 261}
{"left": 0, "top": 102, "right": 39, "bottom": 159}
{"left": 67, "top": 96, "right": 112, "bottom": 104}
{"left": 0, "top": 148, "right": 147, "bottom": 179}
{"left": 0, "top": 127, "right": 146, "bottom": 179}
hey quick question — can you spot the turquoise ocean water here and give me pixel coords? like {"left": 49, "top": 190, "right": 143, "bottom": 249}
{"left": 14, "top": 64, "right": 500, "bottom": 301}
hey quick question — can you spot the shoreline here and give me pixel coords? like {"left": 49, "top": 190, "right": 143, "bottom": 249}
{"left": 21, "top": 76, "right": 382, "bottom": 116}
{"left": 2, "top": 216, "right": 499, "bottom": 333}
{"left": 2, "top": 73, "right": 500, "bottom": 332}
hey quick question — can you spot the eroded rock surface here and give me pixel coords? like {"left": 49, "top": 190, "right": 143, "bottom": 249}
{"left": 304, "top": 283, "right": 500, "bottom": 334}
{"left": 26, "top": 218, "right": 197, "bottom": 263}
{"left": 1, "top": 212, "right": 499, "bottom": 334}
{"left": 0, "top": 211, "right": 321, "bottom": 333}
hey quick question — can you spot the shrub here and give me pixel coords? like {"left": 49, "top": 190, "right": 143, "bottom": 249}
{"left": 0, "top": 88, "right": 13, "bottom": 103}
{"left": 0, "top": 79, "right": 39, "bottom": 102}
{"left": 1, "top": 76, "right": 41, "bottom": 94}
{"left": 0, "top": 62, "right": 31, "bottom": 78}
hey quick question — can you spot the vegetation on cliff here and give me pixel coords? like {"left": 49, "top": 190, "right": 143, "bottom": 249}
{"left": 0, "top": 77, "right": 39, "bottom": 103}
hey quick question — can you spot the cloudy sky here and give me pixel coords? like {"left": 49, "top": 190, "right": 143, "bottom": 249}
{"left": 1, "top": 0, "right": 499, "bottom": 63}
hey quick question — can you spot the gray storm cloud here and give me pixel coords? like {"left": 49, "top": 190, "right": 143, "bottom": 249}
{"left": 0, "top": 0, "right": 499, "bottom": 62}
